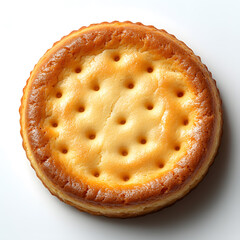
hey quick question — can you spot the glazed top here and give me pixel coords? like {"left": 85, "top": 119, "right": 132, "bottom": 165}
{"left": 22, "top": 22, "right": 221, "bottom": 205}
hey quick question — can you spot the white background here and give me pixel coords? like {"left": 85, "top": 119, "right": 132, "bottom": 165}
{"left": 1, "top": 0, "right": 239, "bottom": 239}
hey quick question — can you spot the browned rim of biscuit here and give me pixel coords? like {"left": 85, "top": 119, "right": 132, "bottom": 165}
{"left": 20, "top": 21, "right": 222, "bottom": 208}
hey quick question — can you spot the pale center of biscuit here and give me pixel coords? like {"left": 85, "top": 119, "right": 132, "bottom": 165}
{"left": 44, "top": 47, "right": 197, "bottom": 187}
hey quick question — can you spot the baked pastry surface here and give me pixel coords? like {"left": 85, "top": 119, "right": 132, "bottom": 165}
{"left": 20, "top": 21, "right": 222, "bottom": 217}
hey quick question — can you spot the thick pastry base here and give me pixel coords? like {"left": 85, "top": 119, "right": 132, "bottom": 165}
{"left": 20, "top": 21, "right": 222, "bottom": 218}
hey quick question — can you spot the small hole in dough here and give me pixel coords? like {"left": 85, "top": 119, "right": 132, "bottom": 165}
{"left": 62, "top": 148, "right": 68, "bottom": 154}
{"left": 56, "top": 92, "right": 62, "bottom": 98}
{"left": 183, "top": 119, "right": 189, "bottom": 125}
{"left": 52, "top": 122, "right": 58, "bottom": 128}
{"left": 121, "top": 149, "right": 128, "bottom": 156}
{"left": 177, "top": 92, "right": 184, "bottom": 97}
{"left": 175, "top": 146, "right": 180, "bottom": 151}
{"left": 93, "top": 85, "right": 100, "bottom": 91}
{"left": 128, "top": 83, "right": 134, "bottom": 89}
{"left": 75, "top": 67, "right": 81, "bottom": 73}
{"left": 140, "top": 138, "right": 147, "bottom": 144}
{"left": 146, "top": 104, "right": 154, "bottom": 110}
{"left": 78, "top": 106, "right": 85, "bottom": 112}
{"left": 158, "top": 163, "right": 164, "bottom": 168}
{"left": 94, "top": 172, "right": 100, "bottom": 177}
{"left": 88, "top": 134, "right": 96, "bottom": 140}
{"left": 147, "top": 67, "right": 153, "bottom": 73}
{"left": 123, "top": 176, "right": 130, "bottom": 181}
{"left": 114, "top": 56, "right": 120, "bottom": 62}
{"left": 118, "top": 118, "right": 126, "bottom": 125}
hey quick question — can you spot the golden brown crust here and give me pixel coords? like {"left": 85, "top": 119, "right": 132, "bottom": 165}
{"left": 20, "top": 21, "right": 222, "bottom": 217}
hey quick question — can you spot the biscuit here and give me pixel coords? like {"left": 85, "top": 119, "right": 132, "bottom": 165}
{"left": 20, "top": 21, "right": 222, "bottom": 217}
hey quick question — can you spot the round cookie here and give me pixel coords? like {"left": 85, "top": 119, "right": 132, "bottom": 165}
{"left": 20, "top": 21, "right": 222, "bottom": 217}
